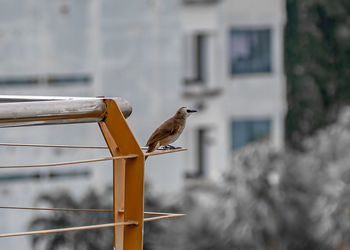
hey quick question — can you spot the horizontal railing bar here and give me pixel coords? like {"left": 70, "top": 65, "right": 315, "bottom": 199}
{"left": 0, "top": 142, "right": 149, "bottom": 150}
{"left": 0, "top": 213, "right": 184, "bottom": 238}
{"left": 0, "top": 206, "right": 112, "bottom": 212}
{"left": 119, "top": 209, "right": 184, "bottom": 216}
{"left": 0, "top": 206, "right": 182, "bottom": 217}
{"left": 0, "top": 221, "right": 138, "bottom": 238}
{"left": 0, "top": 142, "right": 108, "bottom": 149}
{"left": 143, "top": 213, "right": 186, "bottom": 222}
{"left": 0, "top": 154, "right": 138, "bottom": 168}
{"left": 144, "top": 211, "right": 184, "bottom": 216}
{"left": 0, "top": 96, "right": 132, "bottom": 127}
{"left": 144, "top": 148, "right": 187, "bottom": 157}
{"left": 0, "top": 95, "right": 104, "bottom": 102}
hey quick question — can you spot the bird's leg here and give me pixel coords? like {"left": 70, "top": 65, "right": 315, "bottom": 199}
{"left": 165, "top": 144, "right": 182, "bottom": 149}
{"left": 158, "top": 145, "right": 182, "bottom": 150}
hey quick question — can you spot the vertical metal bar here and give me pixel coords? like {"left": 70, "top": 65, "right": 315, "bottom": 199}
{"left": 114, "top": 158, "right": 125, "bottom": 249}
{"left": 98, "top": 99, "right": 144, "bottom": 250}
{"left": 99, "top": 122, "right": 125, "bottom": 249}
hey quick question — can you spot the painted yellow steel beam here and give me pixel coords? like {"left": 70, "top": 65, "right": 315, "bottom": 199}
{"left": 99, "top": 99, "right": 145, "bottom": 250}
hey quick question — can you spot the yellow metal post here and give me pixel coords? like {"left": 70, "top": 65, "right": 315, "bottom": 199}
{"left": 99, "top": 99, "right": 144, "bottom": 250}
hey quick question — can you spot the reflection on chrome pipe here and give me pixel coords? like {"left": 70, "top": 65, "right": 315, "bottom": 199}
{"left": 0, "top": 96, "right": 132, "bottom": 128}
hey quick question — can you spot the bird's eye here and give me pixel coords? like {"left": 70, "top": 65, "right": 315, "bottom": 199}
{"left": 186, "top": 109, "right": 190, "bottom": 113}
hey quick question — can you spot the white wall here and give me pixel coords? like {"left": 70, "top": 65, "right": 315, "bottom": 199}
{"left": 180, "top": 0, "right": 286, "bottom": 180}
{"left": 0, "top": 0, "right": 183, "bottom": 249}
{"left": 96, "top": 0, "right": 184, "bottom": 193}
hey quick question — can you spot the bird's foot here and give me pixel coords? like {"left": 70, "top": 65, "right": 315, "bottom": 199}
{"left": 163, "top": 145, "right": 182, "bottom": 150}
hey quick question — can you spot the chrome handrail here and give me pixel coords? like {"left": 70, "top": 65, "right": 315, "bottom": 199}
{"left": 0, "top": 96, "right": 132, "bottom": 127}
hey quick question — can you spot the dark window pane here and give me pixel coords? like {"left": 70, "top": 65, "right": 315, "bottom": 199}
{"left": 232, "top": 121, "right": 250, "bottom": 149}
{"left": 0, "top": 170, "right": 90, "bottom": 183}
{"left": 196, "top": 34, "right": 207, "bottom": 83}
{"left": 185, "top": 128, "right": 209, "bottom": 179}
{"left": 232, "top": 119, "right": 271, "bottom": 150}
{"left": 0, "top": 74, "right": 91, "bottom": 86}
{"left": 197, "top": 128, "right": 205, "bottom": 177}
{"left": 184, "top": 33, "right": 207, "bottom": 85}
{"left": 231, "top": 29, "right": 271, "bottom": 74}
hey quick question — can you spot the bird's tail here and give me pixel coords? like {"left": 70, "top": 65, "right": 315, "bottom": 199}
{"left": 145, "top": 149, "right": 149, "bottom": 161}
{"left": 145, "top": 151, "right": 150, "bottom": 161}
{"left": 144, "top": 143, "right": 157, "bottom": 161}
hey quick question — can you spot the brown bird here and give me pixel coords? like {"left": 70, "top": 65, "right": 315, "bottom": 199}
{"left": 145, "top": 107, "right": 197, "bottom": 159}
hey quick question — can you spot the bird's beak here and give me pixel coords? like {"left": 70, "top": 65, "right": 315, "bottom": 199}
{"left": 187, "top": 109, "right": 197, "bottom": 113}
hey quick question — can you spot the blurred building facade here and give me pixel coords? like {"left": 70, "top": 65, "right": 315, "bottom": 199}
{"left": 181, "top": 0, "right": 286, "bottom": 180}
{"left": 0, "top": 0, "right": 285, "bottom": 249}
{"left": 0, "top": 1, "right": 100, "bottom": 249}
{"left": 0, "top": 0, "right": 182, "bottom": 248}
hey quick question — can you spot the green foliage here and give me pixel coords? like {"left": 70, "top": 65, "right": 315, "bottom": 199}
{"left": 285, "top": 0, "right": 350, "bottom": 149}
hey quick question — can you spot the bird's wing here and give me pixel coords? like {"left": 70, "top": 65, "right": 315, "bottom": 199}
{"left": 146, "top": 118, "right": 177, "bottom": 146}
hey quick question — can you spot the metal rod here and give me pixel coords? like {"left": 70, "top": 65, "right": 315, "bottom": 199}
{"left": 144, "top": 148, "right": 187, "bottom": 157}
{"left": 143, "top": 213, "right": 186, "bottom": 222}
{"left": 0, "top": 154, "right": 138, "bottom": 168}
{"left": 0, "top": 142, "right": 146, "bottom": 150}
{"left": 0, "top": 96, "right": 132, "bottom": 127}
{"left": 0, "top": 213, "right": 183, "bottom": 238}
{"left": 143, "top": 211, "right": 185, "bottom": 216}
{"left": 0, "top": 95, "right": 101, "bottom": 102}
{"left": 0, "top": 221, "right": 138, "bottom": 238}
{"left": 0, "top": 206, "right": 112, "bottom": 213}
{"left": 0, "top": 142, "right": 187, "bottom": 152}
{"left": 0, "top": 206, "right": 185, "bottom": 217}
{"left": 0, "top": 142, "right": 109, "bottom": 149}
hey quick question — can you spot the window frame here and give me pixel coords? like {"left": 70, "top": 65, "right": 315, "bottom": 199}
{"left": 229, "top": 28, "right": 272, "bottom": 76}
{"left": 231, "top": 118, "right": 271, "bottom": 150}
{"left": 183, "top": 32, "right": 209, "bottom": 85}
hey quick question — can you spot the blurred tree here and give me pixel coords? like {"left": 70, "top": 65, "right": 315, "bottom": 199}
{"left": 157, "top": 108, "right": 350, "bottom": 250}
{"left": 285, "top": 0, "right": 350, "bottom": 149}
{"left": 304, "top": 109, "right": 350, "bottom": 249}
{"left": 29, "top": 189, "right": 113, "bottom": 250}
{"left": 29, "top": 185, "right": 163, "bottom": 250}
{"left": 163, "top": 147, "right": 324, "bottom": 250}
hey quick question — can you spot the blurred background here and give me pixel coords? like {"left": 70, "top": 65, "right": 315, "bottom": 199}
{"left": 0, "top": 0, "right": 349, "bottom": 249}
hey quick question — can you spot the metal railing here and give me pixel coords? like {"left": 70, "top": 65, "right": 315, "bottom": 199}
{"left": 0, "top": 95, "right": 185, "bottom": 250}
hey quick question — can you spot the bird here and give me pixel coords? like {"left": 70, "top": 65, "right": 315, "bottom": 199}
{"left": 145, "top": 107, "right": 197, "bottom": 159}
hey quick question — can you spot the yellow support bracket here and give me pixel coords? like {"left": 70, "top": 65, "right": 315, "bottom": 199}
{"left": 99, "top": 99, "right": 145, "bottom": 250}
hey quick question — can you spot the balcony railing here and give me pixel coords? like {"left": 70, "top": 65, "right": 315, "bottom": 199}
{"left": 0, "top": 95, "right": 186, "bottom": 250}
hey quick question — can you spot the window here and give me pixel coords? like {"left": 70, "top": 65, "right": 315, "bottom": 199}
{"left": 195, "top": 34, "right": 206, "bottom": 83}
{"left": 185, "top": 128, "right": 208, "bottom": 178}
{"left": 0, "top": 74, "right": 91, "bottom": 86}
{"left": 230, "top": 29, "right": 271, "bottom": 74}
{"left": 197, "top": 128, "right": 206, "bottom": 177}
{"left": 184, "top": 33, "right": 208, "bottom": 84}
{"left": 231, "top": 119, "right": 271, "bottom": 150}
{"left": 0, "top": 170, "right": 90, "bottom": 183}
